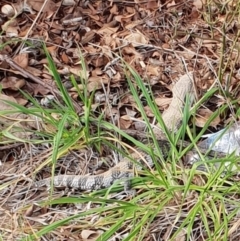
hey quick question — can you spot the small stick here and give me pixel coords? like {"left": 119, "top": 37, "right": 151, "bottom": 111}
{"left": 0, "top": 54, "right": 58, "bottom": 95}
{"left": 0, "top": 54, "right": 82, "bottom": 113}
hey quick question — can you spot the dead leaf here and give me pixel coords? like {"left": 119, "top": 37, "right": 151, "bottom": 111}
{"left": 1, "top": 4, "right": 15, "bottom": 17}
{"left": 71, "top": 81, "right": 102, "bottom": 92}
{"left": 124, "top": 30, "right": 149, "bottom": 47}
{"left": 155, "top": 97, "right": 172, "bottom": 109}
{"left": 144, "top": 106, "right": 154, "bottom": 117}
{"left": 88, "top": 76, "right": 109, "bottom": 84}
{"left": 81, "top": 230, "right": 101, "bottom": 241}
{"left": 69, "top": 66, "right": 90, "bottom": 79}
{"left": 1, "top": 76, "right": 26, "bottom": 91}
{"left": 26, "top": 0, "right": 56, "bottom": 12}
{"left": 0, "top": 93, "right": 17, "bottom": 107}
{"left": 61, "top": 51, "right": 69, "bottom": 64}
{"left": 26, "top": 66, "right": 42, "bottom": 76}
{"left": 111, "top": 72, "right": 122, "bottom": 83}
{"left": 25, "top": 205, "right": 34, "bottom": 217}
{"left": 194, "top": 108, "right": 220, "bottom": 128}
{"left": 97, "top": 26, "right": 119, "bottom": 35}
{"left": 193, "top": 0, "right": 203, "bottom": 9}
{"left": 13, "top": 53, "right": 29, "bottom": 68}
{"left": 122, "top": 46, "right": 143, "bottom": 60}
{"left": 110, "top": 4, "right": 118, "bottom": 14}
{"left": 147, "top": 0, "right": 159, "bottom": 10}
{"left": 179, "top": 50, "right": 195, "bottom": 60}
{"left": 47, "top": 45, "right": 58, "bottom": 57}
{"left": 120, "top": 115, "right": 132, "bottom": 129}
{"left": 133, "top": 119, "right": 146, "bottom": 131}
{"left": 167, "top": 0, "right": 176, "bottom": 8}
{"left": 146, "top": 65, "right": 160, "bottom": 76}
{"left": 172, "top": 229, "right": 186, "bottom": 241}
{"left": 29, "top": 83, "right": 52, "bottom": 95}
{"left": 62, "top": 0, "right": 76, "bottom": 6}
{"left": 115, "top": 12, "right": 136, "bottom": 25}
{"left": 1, "top": 19, "right": 19, "bottom": 37}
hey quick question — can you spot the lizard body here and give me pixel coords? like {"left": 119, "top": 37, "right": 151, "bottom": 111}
{"left": 32, "top": 73, "right": 194, "bottom": 191}
{"left": 33, "top": 150, "right": 157, "bottom": 190}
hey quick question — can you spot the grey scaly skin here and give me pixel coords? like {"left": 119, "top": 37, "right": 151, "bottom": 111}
{"left": 34, "top": 136, "right": 229, "bottom": 191}
{"left": 34, "top": 160, "right": 135, "bottom": 190}
{"left": 29, "top": 137, "right": 230, "bottom": 191}
{"left": 33, "top": 150, "right": 156, "bottom": 190}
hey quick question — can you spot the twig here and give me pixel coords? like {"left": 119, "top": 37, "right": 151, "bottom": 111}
{"left": 0, "top": 143, "right": 23, "bottom": 150}
{"left": 0, "top": 54, "right": 82, "bottom": 113}
{"left": 0, "top": 54, "right": 58, "bottom": 94}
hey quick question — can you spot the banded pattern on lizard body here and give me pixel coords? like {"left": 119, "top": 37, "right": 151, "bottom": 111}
{"left": 33, "top": 149, "right": 158, "bottom": 191}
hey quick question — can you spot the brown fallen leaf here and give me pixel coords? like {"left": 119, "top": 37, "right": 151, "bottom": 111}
{"left": 1, "top": 19, "right": 19, "bottom": 37}
{"left": 122, "top": 46, "right": 143, "bottom": 60}
{"left": 193, "top": 0, "right": 203, "bottom": 9}
{"left": 26, "top": 0, "right": 56, "bottom": 13}
{"left": 81, "top": 229, "right": 101, "bottom": 241}
{"left": 155, "top": 97, "right": 172, "bottom": 110}
{"left": 146, "top": 65, "right": 160, "bottom": 76}
{"left": 13, "top": 52, "right": 29, "bottom": 69}
{"left": 97, "top": 26, "right": 119, "bottom": 35}
{"left": 60, "top": 51, "right": 69, "bottom": 64}
{"left": 1, "top": 76, "right": 26, "bottom": 91}
{"left": 71, "top": 81, "right": 102, "bottom": 93}
{"left": 172, "top": 229, "right": 186, "bottom": 241}
{"left": 62, "top": 0, "right": 76, "bottom": 6}
{"left": 115, "top": 11, "right": 136, "bottom": 26}
{"left": 120, "top": 115, "right": 132, "bottom": 129}
{"left": 147, "top": 0, "right": 159, "bottom": 10}
{"left": 194, "top": 108, "right": 220, "bottom": 128}
{"left": 1, "top": 4, "right": 15, "bottom": 17}
{"left": 124, "top": 30, "right": 149, "bottom": 47}
{"left": 69, "top": 66, "right": 90, "bottom": 79}
{"left": 144, "top": 106, "right": 154, "bottom": 117}
{"left": 29, "top": 82, "right": 52, "bottom": 95}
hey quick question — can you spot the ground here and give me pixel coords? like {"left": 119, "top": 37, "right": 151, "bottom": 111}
{"left": 1, "top": 0, "right": 240, "bottom": 240}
